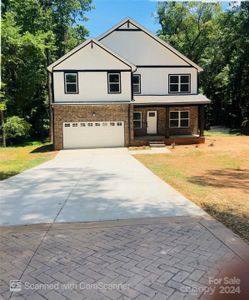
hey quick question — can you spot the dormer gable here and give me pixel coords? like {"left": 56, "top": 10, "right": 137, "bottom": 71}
{"left": 47, "top": 39, "right": 136, "bottom": 72}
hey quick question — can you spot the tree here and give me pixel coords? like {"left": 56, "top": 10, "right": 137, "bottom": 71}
{"left": 47, "top": 0, "right": 93, "bottom": 56}
{"left": 0, "top": 102, "right": 7, "bottom": 147}
{"left": 3, "top": 116, "right": 31, "bottom": 144}
{"left": 1, "top": 10, "right": 55, "bottom": 138}
{"left": 157, "top": 2, "right": 222, "bottom": 63}
{"left": 1, "top": 0, "right": 93, "bottom": 140}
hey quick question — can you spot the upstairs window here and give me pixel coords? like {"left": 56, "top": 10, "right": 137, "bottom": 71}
{"left": 170, "top": 111, "right": 190, "bottom": 128}
{"left": 65, "top": 73, "right": 78, "bottom": 94}
{"left": 169, "top": 75, "right": 190, "bottom": 93}
{"left": 108, "top": 73, "right": 121, "bottom": 93}
{"left": 132, "top": 74, "right": 141, "bottom": 94}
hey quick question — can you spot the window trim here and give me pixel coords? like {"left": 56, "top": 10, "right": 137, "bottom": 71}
{"left": 133, "top": 111, "right": 142, "bottom": 129}
{"left": 64, "top": 72, "right": 79, "bottom": 94}
{"left": 168, "top": 74, "right": 191, "bottom": 94}
{"left": 132, "top": 74, "right": 141, "bottom": 94}
{"left": 107, "top": 72, "right": 121, "bottom": 94}
{"left": 169, "top": 110, "right": 190, "bottom": 128}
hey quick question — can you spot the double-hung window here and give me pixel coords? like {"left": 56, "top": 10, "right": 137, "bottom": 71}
{"left": 169, "top": 75, "right": 190, "bottom": 93}
{"left": 108, "top": 73, "right": 121, "bottom": 93}
{"left": 170, "top": 111, "right": 190, "bottom": 128}
{"left": 65, "top": 72, "right": 78, "bottom": 94}
{"left": 132, "top": 74, "right": 141, "bottom": 94}
{"left": 133, "top": 112, "right": 142, "bottom": 129}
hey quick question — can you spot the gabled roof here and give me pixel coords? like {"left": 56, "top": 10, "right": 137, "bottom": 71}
{"left": 98, "top": 18, "right": 203, "bottom": 72}
{"left": 47, "top": 38, "right": 136, "bottom": 72}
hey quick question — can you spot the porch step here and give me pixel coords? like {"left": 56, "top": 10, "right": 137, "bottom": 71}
{"left": 149, "top": 140, "right": 165, "bottom": 147}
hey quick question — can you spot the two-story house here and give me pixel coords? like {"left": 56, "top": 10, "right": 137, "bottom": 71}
{"left": 47, "top": 18, "right": 210, "bottom": 150}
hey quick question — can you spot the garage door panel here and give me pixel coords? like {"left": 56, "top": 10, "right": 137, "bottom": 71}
{"left": 63, "top": 121, "right": 125, "bottom": 149}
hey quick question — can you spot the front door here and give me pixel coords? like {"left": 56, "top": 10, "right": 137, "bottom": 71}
{"left": 147, "top": 111, "right": 157, "bottom": 134}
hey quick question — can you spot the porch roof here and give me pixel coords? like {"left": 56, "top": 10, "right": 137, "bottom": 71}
{"left": 133, "top": 94, "right": 211, "bottom": 105}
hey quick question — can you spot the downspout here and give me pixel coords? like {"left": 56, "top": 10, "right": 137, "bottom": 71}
{"left": 128, "top": 71, "right": 132, "bottom": 146}
{"left": 129, "top": 66, "right": 137, "bottom": 145}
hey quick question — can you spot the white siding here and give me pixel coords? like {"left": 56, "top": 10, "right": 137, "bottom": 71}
{"left": 134, "top": 67, "right": 197, "bottom": 95}
{"left": 53, "top": 42, "right": 131, "bottom": 71}
{"left": 53, "top": 71, "right": 131, "bottom": 102}
{"left": 100, "top": 31, "right": 190, "bottom": 66}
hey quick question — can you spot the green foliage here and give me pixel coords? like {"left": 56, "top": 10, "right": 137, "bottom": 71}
{"left": 0, "top": 103, "right": 7, "bottom": 111}
{"left": 49, "top": 0, "right": 93, "bottom": 56}
{"left": 157, "top": 2, "right": 249, "bottom": 129}
{"left": 3, "top": 116, "right": 31, "bottom": 140}
{"left": 1, "top": 0, "right": 93, "bottom": 140}
{"left": 157, "top": 2, "right": 222, "bottom": 62}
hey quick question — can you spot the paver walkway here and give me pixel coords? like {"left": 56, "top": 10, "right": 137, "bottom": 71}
{"left": 1, "top": 216, "right": 248, "bottom": 300}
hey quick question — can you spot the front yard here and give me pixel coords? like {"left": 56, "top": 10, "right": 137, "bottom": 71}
{"left": 0, "top": 141, "right": 57, "bottom": 180}
{"left": 1, "top": 135, "right": 248, "bottom": 243}
{"left": 135, "top": 133, "right": 249, "bottom": 243}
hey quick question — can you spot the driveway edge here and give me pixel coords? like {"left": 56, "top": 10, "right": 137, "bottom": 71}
{"left": 199, "top": 217, "right": 249, "bottom": 263}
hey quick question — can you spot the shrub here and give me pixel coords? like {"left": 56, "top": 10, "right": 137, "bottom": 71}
{"left": 3, "top": 116, "right": 31, "bottom": 143}
{"left": 241, "top": 120, "right": 249, "bottom": 135}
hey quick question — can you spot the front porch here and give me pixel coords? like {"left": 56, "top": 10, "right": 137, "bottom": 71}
{"left": 130, "top": 104, "right": 206, "bottom": 146}
{"left": 132, "top": 134, "right": 205, "bottom": 146}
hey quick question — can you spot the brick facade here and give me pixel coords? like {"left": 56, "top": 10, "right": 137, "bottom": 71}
{"left": 52, "top": 104, "right": 200, "bottom": 150}
{"left": 52, "top": 104, "right": 130, "bottom": 150}
{"left": 133, "top": 105, "right": 199, "bottom": 138}
{"left": 133, "top": 107, "right": 167, "bottom": 137}
{"left": 168, "top": 106, "right": 199, "bottom": 136}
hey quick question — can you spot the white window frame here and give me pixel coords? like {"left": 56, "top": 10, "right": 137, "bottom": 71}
{"left": 132, "top": 74, "right": 141, "bottom": 94}
{"left": 169, "top": 111, "right": 190, "bottom": 128}
{"left": 108, "top": 72, "right": 121, "bottom": 94}
{"left": 169, "top": 74, "right": 190, "bottom": 94}
{"left": 64, "top": 72, "right": 78, "bottom": 94}
{"left": 133, "top": 112, "right": 142, "bottom": 129}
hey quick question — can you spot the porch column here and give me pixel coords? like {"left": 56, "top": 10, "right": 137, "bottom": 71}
{"left": 165, "top": 106, "right": 169, "bottom": 138}
{"left": 198, "top": 105, "right": 205, "bottom": 137}
{"left": 129, "top": 104, "right": 134, "bottom": 144}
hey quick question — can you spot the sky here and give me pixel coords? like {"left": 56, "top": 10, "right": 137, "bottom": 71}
{"left": 85, "top": 0, "right": 160, "bottom": 38}
{"left": 84, "top": 0, "right": 232, "bottom": 38}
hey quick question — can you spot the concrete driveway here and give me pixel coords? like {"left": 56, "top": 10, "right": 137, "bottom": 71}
{"left": 0, "top": 148, "right": 205, "bottom": 226}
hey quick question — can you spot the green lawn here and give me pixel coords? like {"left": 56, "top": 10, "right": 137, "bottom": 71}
{"left": 0, "top": 141, "right": 57, "bottom": 180}
{"left": 204, "top": 129, "right": 241, "bottom": 137}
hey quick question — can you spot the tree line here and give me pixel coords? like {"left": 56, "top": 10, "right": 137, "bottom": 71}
{"left": 1, "top": 0, "right": 93, "bottom": 142}
{"left": 1, "top": 1, "right": 248, "bottom": 144}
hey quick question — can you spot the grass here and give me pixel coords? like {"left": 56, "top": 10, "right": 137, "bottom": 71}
{"left": 135, "top": 134, "right": 249, "bottom": 243}
{"left": 0, "top": 141, "right": 57, "bottom": 180}
{"left": 204, "top": 129, "right": 242, "bottom": 137}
